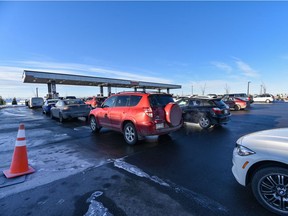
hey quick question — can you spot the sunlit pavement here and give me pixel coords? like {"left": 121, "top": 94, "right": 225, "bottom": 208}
{"left": 0, "top": 103, "right": 287, "bottom": 215}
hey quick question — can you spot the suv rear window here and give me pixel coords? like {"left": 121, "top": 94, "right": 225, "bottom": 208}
{"left": 64, "top": 99, "right": 84, "bottom": 105}
{"left": 130, "top": 95, "right": 142, "bottom": 106}
{"left": 212, "top": 99, "right": 227, "bottom": 107}
{"left": 148, "top": 94, "right": 174, "bottom": 107}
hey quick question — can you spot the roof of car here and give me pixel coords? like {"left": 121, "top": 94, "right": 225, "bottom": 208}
{"left": 191, "top": 96, "right": 221, "bottom": 100}
{"left": 116, "top": 91, "right": 172, "bottom": 96}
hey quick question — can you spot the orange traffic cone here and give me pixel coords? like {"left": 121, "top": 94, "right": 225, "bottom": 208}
{"left": 3, "top": 123, "right": 35, "bottom": 178}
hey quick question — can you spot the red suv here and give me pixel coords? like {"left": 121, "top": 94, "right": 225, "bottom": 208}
{"left": 89, "top": 92, "right": 183, "bottom": 145}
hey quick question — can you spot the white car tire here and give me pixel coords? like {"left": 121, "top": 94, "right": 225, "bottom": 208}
{"left": 252, "top": 166, "right": 288, "bottom": 215}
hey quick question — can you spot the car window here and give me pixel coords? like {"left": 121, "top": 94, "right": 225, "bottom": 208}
{"left": 115, "top": 96, "right": 130, "bottom": 107}
{"left": 130, "top": 95, "right": 142, "bottom": 106}
{"left": 64, "top": 99, "right": 84, "bottom": 105}
{"left": 177, "top": 98, "right": 188, "bottom": 106}
{"left": 190, "top": 100, "right": 201, "bottom": 106}
{"left": 213, "top": 99, "right": 227, "bottom": 107}
{"left": 149, "top": 95, "right": 174, "bottom": 107}
{"left": 47, "top": 100, "right": 58, "bottom": 104}
{"left": 103, "top": 96, "right": 116, "bottom": 108}
{"left": 55, "top": 101, "right": 63, "bottom": 106}
{"left": 202, "top": 100, "right": 214, "bottom": 106}
{"left": 32, "top": 98, "right": 44, "bottom": 103}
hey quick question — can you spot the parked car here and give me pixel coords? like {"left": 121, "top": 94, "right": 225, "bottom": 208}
{"left": 50, "top": 98, "right": 91, "bottom": 122}
{"left": 85, "top": 96, "right": 107, "bottom": 108}
{"left": 223, "top": 93, "right": 253, "bottom": 104}
{"left": 253, "top": 93, "right": 274, "bottom": 103}
{"left": 222, "top": 96, "right": 247, "bottom": 111}
{"left": 65, "top": 96, "right": 76, "bottom": 99}
{"left": 232, "top": 128, "right": 288, "bottom": 215}
{"left": 206, "top": 94, "right": 218, "bottom": 98}
{"left": 89, "top": 92, "right": 183, "bottom": 145}
{"left": 42, "top": 99, "right": 59, "bottom": 114}
{"left": 176, "top": 97, "right": 231, "bottom": 129}
{"left": 28, "top": 97, "right": 44, "bottom": 108}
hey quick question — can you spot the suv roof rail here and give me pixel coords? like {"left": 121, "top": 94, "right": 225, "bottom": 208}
{"left": 116, "top": 91, "right": 146, "bottom": 94}
{"left": 116, "top": 91, "right": 170, "bottom": 94}
{"left": 192, "top": 96, "right": 210, "bottom": 98}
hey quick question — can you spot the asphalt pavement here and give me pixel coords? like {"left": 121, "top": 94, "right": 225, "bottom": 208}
{"left": 1, "top": 102, "right": 287, "bottom": 216}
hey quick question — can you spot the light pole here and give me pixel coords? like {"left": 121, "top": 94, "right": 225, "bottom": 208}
{"left": 191, "top": 85, "right": 193, "bottom": 96}
{"left": 247, "top": 81, "right": 251, "bottom": 96}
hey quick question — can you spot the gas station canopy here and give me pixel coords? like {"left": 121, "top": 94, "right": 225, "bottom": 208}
{"left": 22, "top": 70, "right": 181, "bottom": 90}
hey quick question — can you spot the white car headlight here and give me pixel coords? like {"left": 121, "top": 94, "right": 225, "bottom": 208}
{"left": 236, "top": 144, "right": 255, "bottom": 156}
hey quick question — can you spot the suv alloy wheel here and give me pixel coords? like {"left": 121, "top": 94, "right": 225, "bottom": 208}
{"left": 199, "top": 115, "right": 211, "bottom": 129}
{"left": 123, "top": 122, "right": 138, "bottom": 145}
{"left": 90, "top": 116, "right": 101, "bottom": 133}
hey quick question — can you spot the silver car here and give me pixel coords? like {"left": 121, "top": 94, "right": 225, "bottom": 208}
{"left": 50, "top": 99, "right": 91, "bottom": 122}
{"left": 232, "top": 128, "right": 288, "bottom": 215}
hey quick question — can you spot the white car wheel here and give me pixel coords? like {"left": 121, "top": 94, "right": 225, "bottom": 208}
{"left": 252, "top": 167, "right": 288, "bottom": 215}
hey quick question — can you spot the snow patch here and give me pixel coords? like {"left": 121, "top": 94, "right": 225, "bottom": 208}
{"left": 114, "top": 159, "right": 170, "bottom": 187}
{"left": 84, "top": 191, "right": 113, "bottom": 216}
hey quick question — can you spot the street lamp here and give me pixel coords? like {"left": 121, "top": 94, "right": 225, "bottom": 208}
{"left": 247, "top": 81, "right": 251, "bottom": 95}
{"left": 191, "top": 85, "right": 193, "bottom": 96}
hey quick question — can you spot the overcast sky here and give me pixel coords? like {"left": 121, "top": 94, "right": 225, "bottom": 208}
{"left": 1, "top": 1, "right": 288, "bottom": 98}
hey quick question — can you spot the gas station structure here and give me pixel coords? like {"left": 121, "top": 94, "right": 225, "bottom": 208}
{"left": 22, "top": 70, "right": 181, "bottom": 98}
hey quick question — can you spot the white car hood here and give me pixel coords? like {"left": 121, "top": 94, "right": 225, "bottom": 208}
{"left": 237, "top": 128, "right": 288, "bottom": 153}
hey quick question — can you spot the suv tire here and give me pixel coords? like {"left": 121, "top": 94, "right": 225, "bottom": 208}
{"left": 59, "top": 113, "right": 64, "bottom": 123}
{"left": 123, "top": 122, "right": 138, "bottom": 145}
{"left": 90, "top": 116, "right": 101, "bottom": 133}
{"left": 165, "top": 102, "right": 182, "bottom": 126}
{"left": 50, "top": 112, "right": 54, "bottom": 120}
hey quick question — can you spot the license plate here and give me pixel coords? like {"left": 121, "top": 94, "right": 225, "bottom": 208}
{"left": 156, "top": 123, "right": 164, "bottom": 129}
{"left": 224, "top": 110, "right": 228, "bottom": 114}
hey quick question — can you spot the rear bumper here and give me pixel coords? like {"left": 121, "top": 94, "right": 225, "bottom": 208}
{"left": 62, "top": 111, "right": 90, "bottom": 119}
{"left": 136, "top": 121, "right": 183, "bottom": 136}
{"left": 211, "top": 115, "right": 231, "bottom": 125}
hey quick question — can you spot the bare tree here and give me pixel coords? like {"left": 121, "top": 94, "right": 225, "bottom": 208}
{"left": 224, "top": 83, "right": 230, "bottom": 94}
{"left": 262, "top": 83, "right": 267, "bottom": 94}
{"left": 260, "top": 82, "right": 267, "bottom": 94}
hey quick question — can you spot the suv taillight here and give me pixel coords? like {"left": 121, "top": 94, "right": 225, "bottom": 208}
{"left": 143, "top": 107, "right": 153, "bottom": 118}
{"left": 212, "top": 107, "right": 222, "bottom": 115}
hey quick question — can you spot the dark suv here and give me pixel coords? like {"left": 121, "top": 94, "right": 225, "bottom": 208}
{"left": 176, "top": 97, "right": 231, "bottom": 129}
{"left": 89, "top": 92, "right": 183, "bottom": 145}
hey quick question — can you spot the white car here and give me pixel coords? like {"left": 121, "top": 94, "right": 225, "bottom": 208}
{"left": 28, "top": 97, "right": 44, "bottom": 108}
{"left": 253, "top": 93, "right": 274, "bottom": 103}
{"left": 232, "top": 128, "right": 288, "bottom": 215}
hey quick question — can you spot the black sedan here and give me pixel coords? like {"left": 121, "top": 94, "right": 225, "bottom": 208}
{"left": 176, "top": 97, "right": 231, "bottom": 129}
{"left": 50, "top": 99, "right": 91, "bottom": 122}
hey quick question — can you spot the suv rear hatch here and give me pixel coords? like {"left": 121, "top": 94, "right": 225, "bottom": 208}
{"left": 148, "top": 94, "right": 182, "bottom": 127}
{"left": 210, "top": 99, "right": 230, "bottom": 116}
